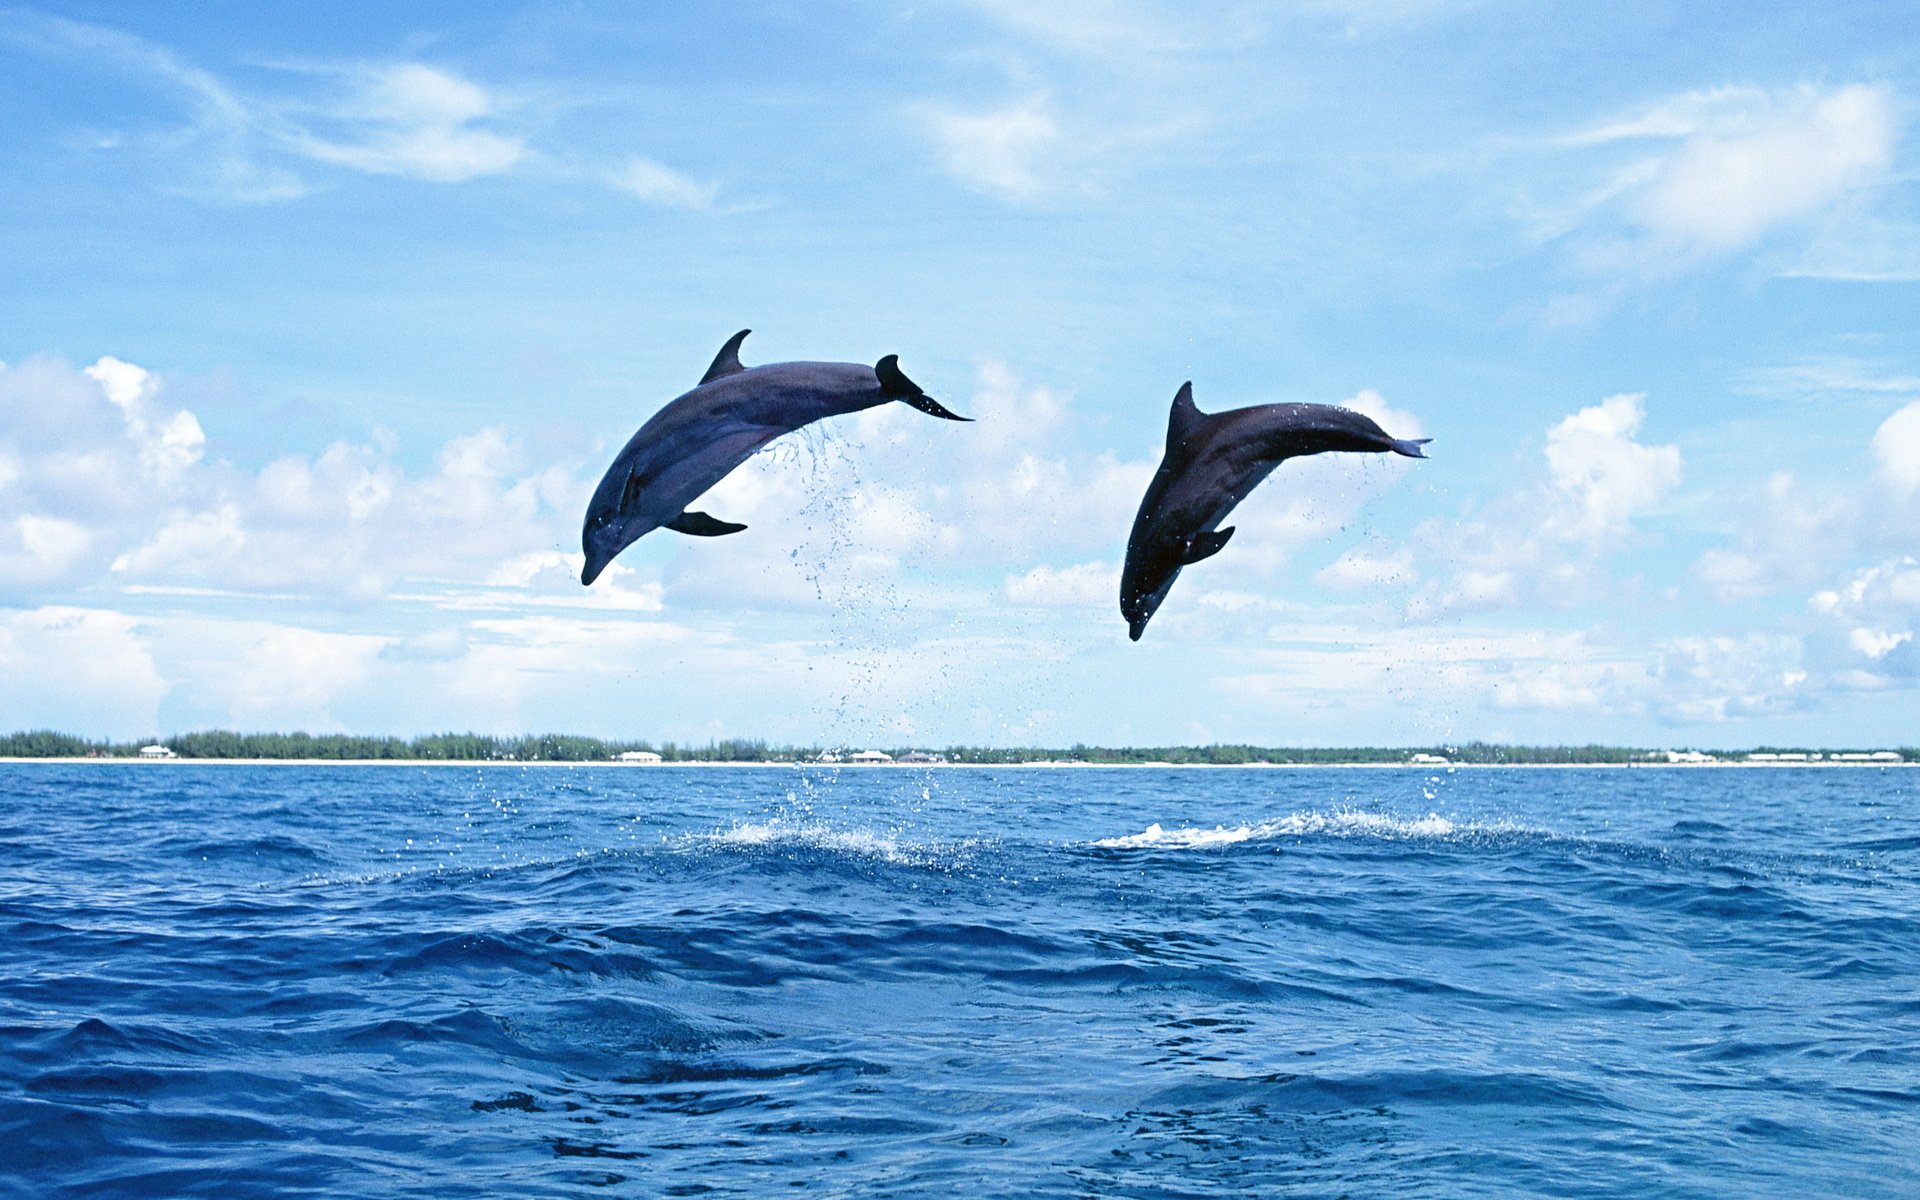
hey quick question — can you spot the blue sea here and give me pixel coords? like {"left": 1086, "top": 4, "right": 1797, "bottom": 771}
{"left": 1, "top": 763, "right": 1916, "bottom": 1198}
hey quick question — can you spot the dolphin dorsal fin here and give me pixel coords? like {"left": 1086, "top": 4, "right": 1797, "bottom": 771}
{"left": 700, "top": 329, "right": 752, "bottom": 385}
{"left": 1166, "top": 381, "right": 1205, "bottom": 454}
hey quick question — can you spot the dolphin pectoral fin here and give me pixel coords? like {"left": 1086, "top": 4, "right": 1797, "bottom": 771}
{"left": 620, "top": 470, "right": 648, "bottom": 509}
{"left": 699, "top": 329, "right": 752, "bottom": 385}
{"left": 665, "top": 510, "right": 748, "bottom": 537}
{"left": 1182, "top": 527, "right": 1234, "bottom": 564}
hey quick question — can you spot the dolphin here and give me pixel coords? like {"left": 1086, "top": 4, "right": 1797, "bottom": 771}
{"left": 581, "top": 330, "right": 969, "bottom": 586}
{"left": 1120, "top": 382, "right": 1429, "bottom": 640}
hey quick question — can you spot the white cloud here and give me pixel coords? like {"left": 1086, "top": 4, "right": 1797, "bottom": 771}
{"left": 1, "top": 516, "right": 94, "bottom": 586}
{"left": 1871, "top": 401, "right": 1920, "bottom": 495}
{"left": 84, "top": 354, "right": 156, "bottom": 410}
{"left": 1690, "top": 390, "right": 1920, "bottom": 606}
{"left": 170, "top": 621, "right": 388, "bottom": 729}
{"left": 0, "top": 354, "right": 593, "bottom": 605}
{"left": 1630, "top": 86, "right": 1894, "bottom": 255}
{"left": 954, "top": 0, "right": 1212, "bottom": 55}
{"left": 11, "top": 16, "right": 536, "bottom": 197}
{"left": 1803, "top": 557, "right": 1920, "bottom": 691}
{"left": 925, "top": 94, "right": 1062, "bottom": 200}
{"left": 611, "top": 156, "right": 718, "bottom": 209}
{"left": 1541, "top": 393, "right": 1682, "bottom": 539}
{"left": 1740, "top": 359, "right": 1920, "bottom": 398}
{"left": 111, "top": 505, "right": 244, "bottom": 576}
{"left": 1411, "top": 393, "right": 1680, "bottom": 615}
{"left": 0, "top": 607, "right": 168, "bottom": 734}
{"left": 1004, "top": 561, "right": 1118, "bottom": 607}
{"left": 1651, "top": 634, "right": 1806, "bottom": 722}
{"left": 1787, "top": 214, "right": 1920, "bottom": 282}
{"left": 1544, "top": 83, "right": 1901, "bottom": 281}
{"left": 1314, "top": 547, "right": 1416, "bottom": 590}
{"left": 83, "top": 355, "right": 205, "bottom": 484}
{"left": 279, "top": 63, "right": 526, "bottom": 183}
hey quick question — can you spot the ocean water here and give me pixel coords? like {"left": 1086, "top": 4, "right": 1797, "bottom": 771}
{"left": 1, "top": 764, "right": 1916, "bottom": 1198}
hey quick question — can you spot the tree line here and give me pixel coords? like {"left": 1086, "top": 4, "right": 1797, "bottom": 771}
{"left": 2, "top": 729, "right": 1911, "bottom": 764}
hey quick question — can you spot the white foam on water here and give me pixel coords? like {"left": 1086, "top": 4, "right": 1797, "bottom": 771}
{"left": 1090, "top": 809, "right": 1507, "bottom": 849}
{"left": 690, "top": 818, "right": 981, "bottom": 870}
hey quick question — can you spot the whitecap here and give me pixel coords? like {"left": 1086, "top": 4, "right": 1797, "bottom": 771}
{"left": 687, "top": 818, "right": 982, "bottom": 870}
{"left": 1090, "top": 809, "right": 1501, "bottom": 850}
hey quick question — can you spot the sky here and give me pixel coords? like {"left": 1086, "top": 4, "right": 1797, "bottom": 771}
{"left": 3, "top": 1, "right": 1919, "bottom": 749}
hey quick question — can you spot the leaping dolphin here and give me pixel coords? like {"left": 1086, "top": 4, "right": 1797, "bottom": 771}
{"left": 1120, "top": 382, "right": 1429, "bottom": 640}
{"left": 581, "top": 330, "right": 969, "bottom": 586}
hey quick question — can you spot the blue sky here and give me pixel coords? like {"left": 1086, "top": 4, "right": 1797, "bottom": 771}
{"left": 3, "top": 1, "right": 1918, "bottom": 747}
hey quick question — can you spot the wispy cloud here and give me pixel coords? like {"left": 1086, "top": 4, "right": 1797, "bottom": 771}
{"left": 923, "top": 93, "right": 1063, "bottom": 200}
{"left": 1531, "top": 82, "right": 1903, "bottom": 295}
{"left": 4, "top": 12, "right": 723, "bottom": 204}
{"left": 281, "top": 62, "right": 526, "bottom": 183}
{"left": 609, "top": 155, "right": 719, "bottom": 209}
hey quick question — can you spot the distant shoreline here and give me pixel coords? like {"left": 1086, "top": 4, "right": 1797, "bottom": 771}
{"left": 1, "top": 757, "right": 1909, "bottom": 769}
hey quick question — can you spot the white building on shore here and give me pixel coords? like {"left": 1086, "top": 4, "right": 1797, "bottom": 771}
{"left": 137, "top": 745, "right": 176, "bottom": 759}
{"left": 616, "top": 750, "right": 663, "bottom": 764}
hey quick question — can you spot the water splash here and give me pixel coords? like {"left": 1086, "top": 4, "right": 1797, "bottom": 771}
{"left": 1089, "top": 808, "right": 1522, "bottom": 849}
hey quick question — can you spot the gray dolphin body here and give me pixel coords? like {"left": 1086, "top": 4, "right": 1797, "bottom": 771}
{"left": 1120, "top": 383, "right": 1429, "bottom": 640}
{"left": 581, "top": 330, "right": 968, "bottom": 586}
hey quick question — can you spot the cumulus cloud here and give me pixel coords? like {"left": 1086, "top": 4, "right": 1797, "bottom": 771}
{"left": 0, "top": 607, "right": 168, "bottom": 733}
{"left": 1689, "top": 393, "right": 1920, "bottom": 606}
{"left": 1872, "top": 402, "right": 1920, "bottom": 496}
{"left": 1541, "top": 393, "right": 1683, "bottom": 539}
{"left": 162, "top": 619, "right": 388, "bottom": 729}
{"left": 1649, "top": 635, "right": 1808, "bottom": 723}
{"left": 1806, "top": 557, "right": 1920, "bottom": 691}
{"left": 81, "top": 356, "right": 206, "bottom": 484}
{"left": 1, "top": 516, "right": 93, "bottom": 586}
{"left": 0, "top": 354, "right": 596, "bottom": 608}
{"left": 1412, "top": 393, "right": 1680, "bottom": 616}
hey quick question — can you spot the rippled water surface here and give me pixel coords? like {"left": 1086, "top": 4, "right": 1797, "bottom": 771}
{"left": 2, "top": 763, "right": 1916, "bottom": 1197}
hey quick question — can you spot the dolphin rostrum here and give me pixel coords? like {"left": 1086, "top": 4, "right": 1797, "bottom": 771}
{"left": 581, "top": 330, "right": 969, "bottom": 585}
{"left": 1120, "top": 382, "right": 1429, "bottom": 640}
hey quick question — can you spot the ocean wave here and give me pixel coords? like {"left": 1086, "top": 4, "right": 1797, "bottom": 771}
{"left": 1089, "top": 809, "right": 1520, "bottom": 849}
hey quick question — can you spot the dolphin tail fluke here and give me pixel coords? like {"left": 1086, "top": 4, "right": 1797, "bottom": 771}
{"left": 1389, "top": 437, "right": 1432, "bottom": 459}
{"left": 666, "top": 510, "right": 748, "bottom": 537}
{"left": 876, "top": 354, "right": 972, "bottom": 420}
{"left": 700, "top": 330, "right": 752, "bottom": 385}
